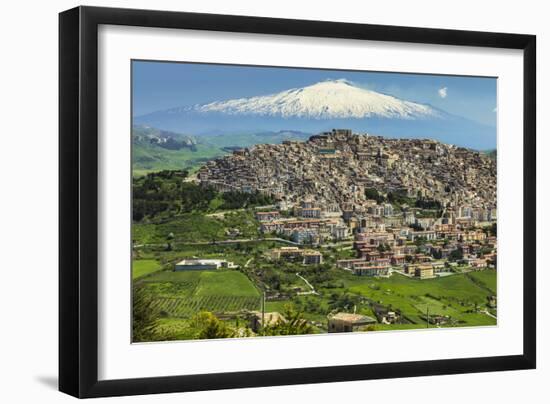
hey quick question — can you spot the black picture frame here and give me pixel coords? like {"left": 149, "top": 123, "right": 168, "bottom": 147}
{"left": 59, "top": 5, "right": 536, "bottom": 398}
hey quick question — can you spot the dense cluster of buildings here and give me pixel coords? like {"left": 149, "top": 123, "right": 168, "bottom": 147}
{"left": 256, "top": 199, "right": 349, "bottom": 244}
{"left": 337, "top": 223, "right": 496, "bottom": 279}
{"left": 198, "top": 129, "right": 497, "bottom": 222}
{"left": 196, "top": 129, "right": 497, "bottom": 279}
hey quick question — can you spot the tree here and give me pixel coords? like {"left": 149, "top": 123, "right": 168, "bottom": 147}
{"left": 415, "top": 199, "right": 442, "bottom": 210}
{"left": 132, "top": 285, "right": 165, "bottom": 342}
{"left": 414, "top": 236, "right": 427, "bottom": 247}
{"left": 364, "top": 188, "right": 385, "bottom": 203}
{"left": 261, "top": 305, "right": 313, "bottom": 336}
{"left": 449, "top": 247, "right": 463, "bottom": 262}
{"left": 189, "top": 311, "right": 236, "bottom": 339}
{"left": 328, "top": 293, "right": 361, "bottom": 313}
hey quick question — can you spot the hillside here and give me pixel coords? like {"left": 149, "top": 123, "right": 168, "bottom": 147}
{"left": 132, "top": 125, "right": 223, "bottom": 175}
{"left": 132, "top": 125, "right": 311, "bottom": 175}
{"left": 199, "top": 129, "right": 497, "bottom": 211}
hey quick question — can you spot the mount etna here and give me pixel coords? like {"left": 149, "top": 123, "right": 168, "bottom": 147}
{"left": 134, "top": 79, "right": 496, "bottom": 150}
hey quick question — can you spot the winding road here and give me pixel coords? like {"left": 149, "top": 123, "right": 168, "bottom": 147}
{"left": 296, "top": 272, "right": 318, "bottom": 295}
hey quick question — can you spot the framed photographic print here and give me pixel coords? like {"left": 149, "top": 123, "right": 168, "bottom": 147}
{"left": 59, "top": 6, "right": 536, "bottom": 398}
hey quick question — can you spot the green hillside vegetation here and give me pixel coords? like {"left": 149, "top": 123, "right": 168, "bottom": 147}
{"left": 135, "top": 240, "right": 289, "bottom": 268}
{"left": 132, "top": 125, "right": 311, "bottom": 175}
{"left": 200, "top": 131, "right": 310, "bottom": 148}
{"left": 134, "top": 214, "right": 225, "bottom": 244}
{"left": 133, "top": 221, "right": 497, "bottom": 339}
{"left": 263, "top": 270, "right": 497, "bottom": 327}
{"left": 132, "top": 169, "right": 275, "bottom": 222}
{"left": 133, "top": 142, "right": 225, "bottom": 175}
{"left": 132, "top": 259, "right": 162, "bottom": 279}
{"left": 131, "top": 164, "right": 497, "bottom": 340}
{"left": 343, "top": 272, "right": 495, "bottom": 326}
{"left": 466, "top": 269, "right": 497, "bottom": 294}
{"left": 138, "top": 270, "right": 261, "bottom": 319}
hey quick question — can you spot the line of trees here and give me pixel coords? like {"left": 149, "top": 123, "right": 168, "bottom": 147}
{"left": 132, "top": 170, "right": 275, "bottom": 222}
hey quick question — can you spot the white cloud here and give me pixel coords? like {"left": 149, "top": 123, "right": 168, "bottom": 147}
{"left": 438, "top": 87, "right": 448, "bottom": 98}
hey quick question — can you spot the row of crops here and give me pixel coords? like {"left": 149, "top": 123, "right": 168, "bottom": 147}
{"left": 151, "top": 295, "right": 262, "bottom": 318}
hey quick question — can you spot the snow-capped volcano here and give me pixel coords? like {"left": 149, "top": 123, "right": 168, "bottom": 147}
{"left": 134, "top": 79, "right": 496, "bottom": 150}
{"left": 183, "top": 79, "right": 440, "bottom": 120}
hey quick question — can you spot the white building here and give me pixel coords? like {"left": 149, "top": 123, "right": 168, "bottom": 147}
{"left": 174, "top": 259, "right": 236, "bottom": 271}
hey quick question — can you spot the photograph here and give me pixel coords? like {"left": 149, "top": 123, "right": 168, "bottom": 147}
{"left": 131, "top": 61, "right": 498, "bottom": 342}
{"left": 0, "top": 0, "right": 543, "bottom": 401}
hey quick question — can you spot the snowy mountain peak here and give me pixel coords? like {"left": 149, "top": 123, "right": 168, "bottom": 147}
{"left": 308, "top": 78, "right": 354, "bottom": 88}
{"left": 191, "top": 79, "right": 440, "bottom": 120}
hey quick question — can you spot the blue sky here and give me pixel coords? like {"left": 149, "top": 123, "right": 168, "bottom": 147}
{"left": 132, "top": 60, "right": 497, "bottom": 127}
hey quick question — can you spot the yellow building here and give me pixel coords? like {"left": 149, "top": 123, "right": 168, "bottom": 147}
{"left": 415, "top": 265, "right": 434, "bottom": 279}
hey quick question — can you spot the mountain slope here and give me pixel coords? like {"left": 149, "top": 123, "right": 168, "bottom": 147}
{"left": 134, "top": 79, "right": 496, "bottom": 150}
{"left": 132, "top": 126, "right": 223, "bottom": 175}
{"left": 133, "top": 125, "right": 198, "bottom": 150}
{"left": 193, "top": 79, "right": 439, "bottom": 119}
{"left": 131, "top": 126, "right": 311, "bottom": 175}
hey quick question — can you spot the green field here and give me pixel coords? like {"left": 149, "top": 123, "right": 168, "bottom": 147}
{"left": 132, "top": 132, "right": 311, "bottom": 176}
{"left": 132, "top": 259, "right": 162, "bottom": 279}
{"left": 466, "top": 270, "right": 497, "bottom": 294}
{"left": 195, "top": 271, "right": 260, "bottom": 297}
{"left": 132, "top": 211, "right": 261, "bottom": 245}
{"left": 135, "top": 239, "right": 290, "bottom": 269}
{"left": 341, "top": 272, "right": 496, "bottom": 326}
{"left": 261, "top": 269, "right": 498, "bottom": 329}
{"left": 140, "top": 270, "right": 261, "bottom": 318}
{"left": 134, "top": 239, "right": 497, "bottom": 332}
{"left": 133, "top": 214, "right": 224, "bottom": 244}
{"left": 131, "top": 188, "right": 497, "bottom": 338}
{"left": 133, "top": 142, "right": 226, "bottom": 175}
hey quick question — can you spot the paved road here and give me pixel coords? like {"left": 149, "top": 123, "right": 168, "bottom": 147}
{"left": 320, "top": 241, "right": 354, "bottom": 248}
{"left": 134, "top": 237, "right": 301, "bottom": 249}
{"left": 296, "top": 272, "right": 318, "bottom": 295}
{"left": 481, "top": 309, "right": 497, "bottom": 319}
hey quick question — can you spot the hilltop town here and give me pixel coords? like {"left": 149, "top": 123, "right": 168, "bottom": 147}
{"left": 132, "top": 129, "right": 498, "bottom": 340}
{"left": 199, "top": 129, "right": 496, "bottom": 218}
{"left": 197, "top": 130, "right": 496, "bottom": 325}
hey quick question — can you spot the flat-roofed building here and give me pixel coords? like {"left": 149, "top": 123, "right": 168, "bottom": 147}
{"left": 299, "top": 207, "right": 322, "bottom": 218}
{"left": 270, "top": 247, "right": 323, "bottom": 265}
{"left": 328, "top": 312, "right": 376, "bottom": 333}
{"left": 255, "top": 211, "right": 281, "bottom": 222}
{"left": 352, "top": 264, "right": 390, "bottom": 277}
{"left": 391, "top": 254, "right": 406, "bottom": 265}
{"left": 415, "top": 265, "right": 434, "bottom": 279}
{"left": 174, "top": 259, "right": 236, "bottom": 271}
{"left": 404, "top": 263, "right": 418, "bottom": 275}
{"left": 303, "top": 250, "right": 323, "bottom": 265}
{"left": 270, "top": 246, "right": 302, "bottom": 260}
{"left": 471, "top": 258, "right": 488, "bottom": 269}
{"left": 336, "top": 258, "right": 366, "bottom": 270}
